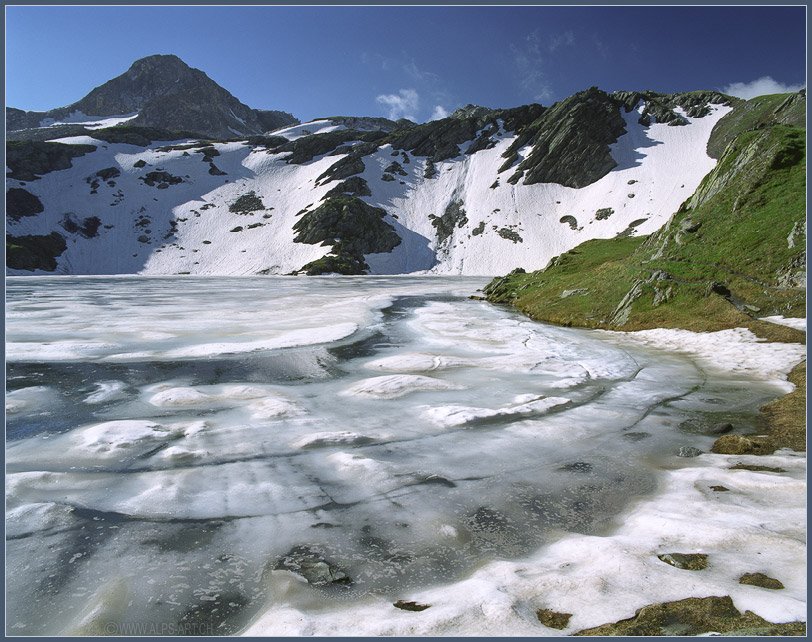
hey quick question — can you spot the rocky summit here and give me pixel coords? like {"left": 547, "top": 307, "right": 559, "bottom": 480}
{"left": 6, "top": 54, "right": 298, "bottom": 139}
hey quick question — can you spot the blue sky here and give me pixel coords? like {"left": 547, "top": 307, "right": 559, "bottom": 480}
{"left": 6, "top": 6, "right": 806, "bottom": 122}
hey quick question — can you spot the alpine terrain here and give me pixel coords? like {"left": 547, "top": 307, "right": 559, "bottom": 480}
{"left": 8, "top": 54, "right": 795, "bottom": 281}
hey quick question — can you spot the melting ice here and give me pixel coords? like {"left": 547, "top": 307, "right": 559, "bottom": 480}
{"left": 5, "top": 276, "right": 794, "bottom": 635}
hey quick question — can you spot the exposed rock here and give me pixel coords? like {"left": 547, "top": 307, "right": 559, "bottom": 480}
{"left": 430, "top": 200, "right": 468, "bottom": 244}
{"left": 559, "top": 215, "right": 578, "bottom": 230}
{"left": 95, "top": 166, "right": 120, "bottom": 181}
{"left": 503, "top": 87, "right": 626, "bottom": 188}
{"left": 560, "top": 288, "right": 589, "bottom": 298}
{"left": 274, "top": 545, "right": 351, "bottom": 586}
{"left": 6, "top": 54, "right": 296, "bottom": 139}
{"left": 60, "top": 213, "right": 102, "bottom": 239}
{"left": 573, "top": 595, "right": 803, "bottom": 637}
{"left": 471, "top": 221, "right": 486, "bottom": 236}
{"left": 497, "top": 228, "right": 523, "bottom": 243}
{"left": 678, "top": 446, "right": 703, "bottom": 458}
{"left": 139, "top": 170, "right": 183, "bottom": 188}
{"left": 6, "top": 140, "right": 97, "bottom": 181}
{"left": 394, "top": 600, "right": 431, "bottom": 612}
{"left": 536, "top": 608, "right": 572, "bottom": 629}
{"left": 423, "top": 159, "right": 437, "bottom": 179}
{"left": 739, "top": 572, "right": 785, "bottom": 590}
{"left": 657, "top": 552, "right": 708, "bottom": 570}
{"left": 609, "top": 279, "right": 645, "bottom": 326}
{"left": 710, "top": 485, "right": 730, "bottom": 492}
{"left": 323, "top": 176, "right": 371, "bottom": 199}
{"left": 595, "top": 207, "right": 614, "bottom": 220}
{"left": 615, "top": 218, "right": 647, "bottom": 238}
{"left": 293, "top": 195, "right": 400, "bottom": 275}
{"left": 316, "top": 153, "right": 368, "bottom": 184}
{"left": 229, "top": 192, "right": 264, "bottom": 214}
{"left": 711, "top": 434, "right": 770, "bottom": 455}
{"left": 6, "top": 232, "right": 67, "bottom": 271}
{"left": 208, "top": 161, "right": 226, "bottom": 176}
{"left": 6, "top": 188, "right": 44, "bottom": 221}
{"left": 383, "top": 161, "right": 407, "bottom": 176}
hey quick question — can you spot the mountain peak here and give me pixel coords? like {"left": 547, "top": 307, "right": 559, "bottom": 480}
{"left": 126, "top": 54, "right": 192, "bottom": 74}
{"left": 6, "top": 54, "right": 298, "bottom": 139}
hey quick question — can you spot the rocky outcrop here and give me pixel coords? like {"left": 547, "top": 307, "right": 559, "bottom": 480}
{"left": 6, "top": 232, "right": 67, "bottom": 271}
{"left": 6, "top": 188, "right": 44, "bottom": 221}
{"left": 502, "top": 87, "right": 627, "bottom": 188}
{"left": 7, "top": 54, "right": 298, "bottom": 140}
{"left": 293, "top": 195, "right": 401, "bottom": 274}
{"left": 6, "top": 141, "right": 96, "bottom": 181}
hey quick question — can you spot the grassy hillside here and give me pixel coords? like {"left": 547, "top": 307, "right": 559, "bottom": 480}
{"left": 484, "top": 91, "right": 806, "bottom": 452}
{"left": 485, "top": 91, "right": 806, "bottom": 337}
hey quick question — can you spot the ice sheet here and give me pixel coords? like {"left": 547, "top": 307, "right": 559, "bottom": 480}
{"left": 5, "top": 276, "right": 804, "bottom": 635}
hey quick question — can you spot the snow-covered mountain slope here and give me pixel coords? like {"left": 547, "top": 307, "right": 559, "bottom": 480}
{"left": 6, "top": 96, "right": 731, "bottom": 276}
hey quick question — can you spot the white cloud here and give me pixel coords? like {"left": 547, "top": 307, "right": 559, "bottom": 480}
{"left": 429, "top": 105, "right": 449, "bottom": 121}
{"left": 376, "top": 88, "right": 419, "bottom": 121}
{"left": 403, "top": 59, "right": 440, "bottom": 84}
{"left": 722, "top": 76, "right": 805, "bottom": 100}
{"left": 548, "top": 30, "right": 575, "bottom": 52}
{"left": 511, "top": 31, "right": 554, "bottom": 103}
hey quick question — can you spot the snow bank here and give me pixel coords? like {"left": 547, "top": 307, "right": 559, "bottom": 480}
{"left": 761, "top": 316, "right": 807, "bottom": 332}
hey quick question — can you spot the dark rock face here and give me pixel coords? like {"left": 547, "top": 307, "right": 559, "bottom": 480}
{"left": 7, "top": 54, "right": 298, "bottom": 140}
{"left": 6, "top": 232, "right": 67, "bottom": 271}
{"left": 60, "top": 213, "right": 102, "bottom": 239}
{"left": 613, "top": 90, "right": 733, "bottom": 127}
{"left": 139, "top": 170, "right": 183, "bottom": 188}
{"left": 229, "top": 192, "right": 265, "bottom": 214}
{"left": 293, "top": 195, "right": 401, "bottom": 274}
{"left": 503, "top": 87, "right": 627, "bottom": 188}
{"left": 323, "top": 176, "right": 372, "bottom": 199}
{"left": 6, "top": 141, "right": 97, "bottom": 181}
{"left": 6, "top": 188, "right": 44, "bottom": 221}
{"left": 394, "top": 600, "right": 431, "bottom": 612}
{"left": 429, "top": 200, "right": 467, "bottom": 244}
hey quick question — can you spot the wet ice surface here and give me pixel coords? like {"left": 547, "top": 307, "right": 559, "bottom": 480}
{"left": 5, "top": 276, "right": 795, "bottom": 635}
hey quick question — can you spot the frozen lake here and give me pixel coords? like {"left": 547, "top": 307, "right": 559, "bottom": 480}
{"left": 5, "top": 276, "right": 794, "bottom": 635}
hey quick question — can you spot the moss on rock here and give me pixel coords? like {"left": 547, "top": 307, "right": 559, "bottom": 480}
{"left": 739, "top": 572, "right": 785, "bottom": 590}
{"left": 574, "top": 595, "right": 804, "bottom": 636}
{"left": 657, "top": 552, "right": 708, "bottom": 571}
{"left": 536, "top": 608, "right": 572, "bottom": 629}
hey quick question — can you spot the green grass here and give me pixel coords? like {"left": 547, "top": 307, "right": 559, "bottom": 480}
{"left": 485, "top": 119, "right": 806, "bottom": 335}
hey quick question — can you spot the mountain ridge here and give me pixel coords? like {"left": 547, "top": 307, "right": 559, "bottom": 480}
{"left": 9, "top": 54, "right": 792, "bottom": 281}
{"left": 7, "top": 54, "right": 298, "bottom": 139}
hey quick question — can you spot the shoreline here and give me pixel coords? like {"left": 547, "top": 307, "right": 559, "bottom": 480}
{"left": 244, "top": 320, "right": 807, "bottom": 636}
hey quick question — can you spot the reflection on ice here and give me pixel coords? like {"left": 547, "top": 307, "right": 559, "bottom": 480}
{"left": 5, "top": 276, "right": 803, "bottom": 635}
